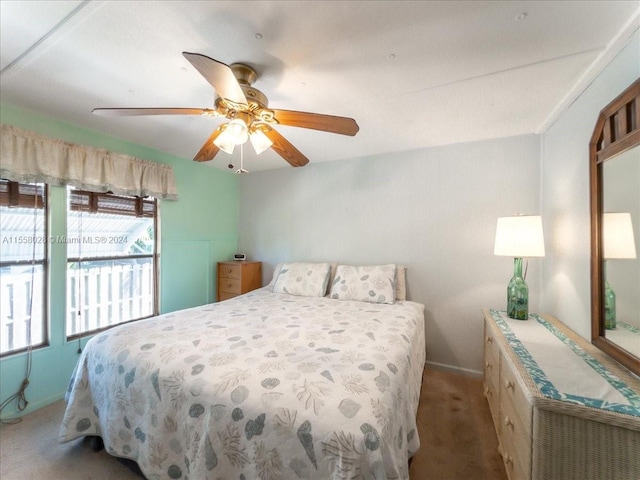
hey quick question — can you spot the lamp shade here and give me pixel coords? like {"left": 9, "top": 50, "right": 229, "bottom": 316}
{"left": 604, "top": 212, "right": 637, "bottom": 259}
{"left": 250, "top": 128, "right": 273, "bottom": 154}
{"left": 494, "top": 215, "right": 545, "bottom": 257}
{"left": 213, "top": 118, "right": 250, "bottom": 154}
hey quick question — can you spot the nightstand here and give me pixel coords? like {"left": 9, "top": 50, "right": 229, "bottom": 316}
{"left": 217, "top": 261, "right": 262, "bottom": 301}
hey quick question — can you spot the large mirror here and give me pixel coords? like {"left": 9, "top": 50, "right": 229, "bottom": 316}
{"left": 590, "top": 78, "right": 640, "bottom": 376}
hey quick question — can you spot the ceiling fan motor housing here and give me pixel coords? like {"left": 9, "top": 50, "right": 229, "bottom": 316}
{"left": 230, "top": 63, "right": 269, "bottom": 109}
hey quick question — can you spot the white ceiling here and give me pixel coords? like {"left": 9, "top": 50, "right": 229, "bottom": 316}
{"left": 1, "top": 1, "right": 638, "bottom": 172}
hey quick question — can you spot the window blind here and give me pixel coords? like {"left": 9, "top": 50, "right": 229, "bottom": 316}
{"left": 0, "top": 179, "right": 45, "bottom": 208}
{"left": 68, "top": 189, "right": 156, "bottom": 218}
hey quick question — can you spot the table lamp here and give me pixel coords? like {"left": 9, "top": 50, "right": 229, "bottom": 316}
{"left": 494, "top": 215, "right": 545, "bottom": 319}
{"left": 603, "top": 212, "right": 637, "bottom": 329}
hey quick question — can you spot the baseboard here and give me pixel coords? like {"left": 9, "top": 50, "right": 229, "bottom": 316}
{"left": 425, "top": 360, "right": 483, "bottom": 379}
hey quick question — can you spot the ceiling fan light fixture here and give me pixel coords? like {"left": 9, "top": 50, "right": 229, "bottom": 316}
{"left": 250, "top": 128, "right": 273, "bottom": 155}
{"left": 213, "top": 117, "right": 250, "bottom": 154}
{"left": 213, "top": 125, "right": 236, "bottom": 154}
{"left": 226, "top": 118, "right": 249, "bottom": 144}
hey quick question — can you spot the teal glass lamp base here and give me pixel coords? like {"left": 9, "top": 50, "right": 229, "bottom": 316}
{"left": 507, "top": 257, "right": 529, "bottom": 320}
{"left": 604, "top": 281, "right": 616, "bottom": 330}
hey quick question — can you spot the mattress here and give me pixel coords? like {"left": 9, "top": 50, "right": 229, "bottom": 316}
{"left": 59, "top": 287, "right": 426, "bottom": 479}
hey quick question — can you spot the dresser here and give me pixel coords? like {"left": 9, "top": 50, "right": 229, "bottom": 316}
{"left": 482, "top": 308, "right": 640, "bottom": 480}
{"left": 217, "top": 261, "right": 262, "bottom": 301}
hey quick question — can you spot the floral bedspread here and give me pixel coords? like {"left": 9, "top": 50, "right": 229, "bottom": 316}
{"left": 59, "top": 288, "right": 426, "bottom": 479}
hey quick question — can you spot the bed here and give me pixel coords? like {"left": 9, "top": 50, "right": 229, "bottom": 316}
{"left": 59, "top": 263, "right": 426, "bottom": 479}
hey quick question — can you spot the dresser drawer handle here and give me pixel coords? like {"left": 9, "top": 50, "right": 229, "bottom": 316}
{"left": 227, "top": 268, "right": 233, "bottom": 274}
{"left": 505, "top": 380, "right": 515, "bottom": 391}
{"left": 504, "top": 416, "right": 514, "bottom": 430}
{"left": 499, "top": 447, "right": 513, "bottom": 466}
{"left": 226, "top": 282, "right": 233, "bottom": 288}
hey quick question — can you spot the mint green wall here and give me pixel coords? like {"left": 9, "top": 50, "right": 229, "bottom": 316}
{"left": 0, "top": 104, "right": 239, "bottom": 418}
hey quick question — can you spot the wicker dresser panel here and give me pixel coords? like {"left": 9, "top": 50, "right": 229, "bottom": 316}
{"left": 483, "top": 309, "right": 640, "bottom": 480}
{"left": 533, "top": 407, "right": 640, "bottom": 480}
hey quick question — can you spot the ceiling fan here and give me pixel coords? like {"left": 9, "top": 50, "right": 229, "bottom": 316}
{"left": 93, "top": 52, "right": 359, "bottom": 168}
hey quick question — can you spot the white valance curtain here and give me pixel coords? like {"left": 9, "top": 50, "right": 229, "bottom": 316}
{"left": 0, "top": 123, "right": 178, "bottom": 200}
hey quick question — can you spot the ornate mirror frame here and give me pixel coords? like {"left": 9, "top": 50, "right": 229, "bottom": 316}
{"left": 590, "top": 78, "right": 640, "bottom": 376}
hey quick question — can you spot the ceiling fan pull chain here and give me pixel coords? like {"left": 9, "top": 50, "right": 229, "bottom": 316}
{"left": 236, "top": 143, "right": 248, "bottom": 174}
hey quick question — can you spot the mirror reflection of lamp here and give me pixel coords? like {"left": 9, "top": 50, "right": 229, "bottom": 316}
{"left": 603, "top": 212, "right": 637, "bottom": 329}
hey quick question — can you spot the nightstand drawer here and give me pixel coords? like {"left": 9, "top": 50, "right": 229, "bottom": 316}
{"left": 218, "top": 291, "right": 238, "bottom": 301}
{"left": 219, "top": 277, "right": 241, "bottom": 294}
{"left": 219, "top": 263, "right": 242, "bottom": 279}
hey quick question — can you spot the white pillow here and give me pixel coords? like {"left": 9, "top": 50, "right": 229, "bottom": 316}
{"left": 272, "top": 262, "right": 331, "bottom": 297}
{"left": 329, "top": 264, "right": 397, "bottom": 304}
{"left": 267, "top": 263, "right": 283, "bottom": 290}
{"left": 396, "top": 265, "right": 407, "bottom": 301}
{"left": 325, "top": 264, "right": 407, "bottom": 300}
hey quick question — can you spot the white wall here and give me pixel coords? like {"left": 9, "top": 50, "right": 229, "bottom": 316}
{"left": 238, "top": 32, "right": 639, "bottom": 375}
{"left": 540, "top": 30, "right": 640, "bottom": 338}
{"left": 239, "top": 134, "right": 540, "bottom": 375}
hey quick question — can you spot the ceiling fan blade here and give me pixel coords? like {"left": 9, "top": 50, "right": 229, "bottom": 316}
{"left": 272, "top": 109, "right": 359, "bottom": 136}
{"left": 193, "top": 126, "right": 224, "bottom": 162}
{"left": 182, "top": 52, "right": 247, "bottom": 106}
{"left": 262, "top": 127, "right": 309, "bottom": 167}
{"left": 92, "top": 107, "right": 216, "bottom": 117}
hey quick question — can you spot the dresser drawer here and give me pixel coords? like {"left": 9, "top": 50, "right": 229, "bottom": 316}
{"left": 484, "top": 344, "right": 500, "bottom": 424}
{"left": 219, "top": 263, "right": 242, "bottom": 279}
{"left": 500, "top": 382, "right": 532, "bottom": 480}
{"left": 484, "top": 321, "right": 500, "bottom": 364}
{"left": 484, "top": 323, "right": 500, "bottom": 386}
{"left": 499, "top": 335, "right": 532, "bottom": 480}
{"left": 499, "top": 438, "right": 529, "bottom": 480}
{"left": 484, "top": 318, "right": 501, "bottom": 425}
{"left": 500, "top": 354, "right": 532, "bottom": 429}
{"left": 484, "top": 374, "right": 500, "bottom": 429}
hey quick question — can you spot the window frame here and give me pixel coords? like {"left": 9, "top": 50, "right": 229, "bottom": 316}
{"left": 0, "top": 180, "right": 49, "bottom": 357}
{"left": 65, "top": 189, "right": 159, "bottom": 340}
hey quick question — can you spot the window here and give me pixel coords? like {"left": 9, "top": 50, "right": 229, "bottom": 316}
{"left": 0, "top": 180, "right": 48, "bottom": 356}
{"left": 66, "top": 189, "right": 157, "bottom": 338}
